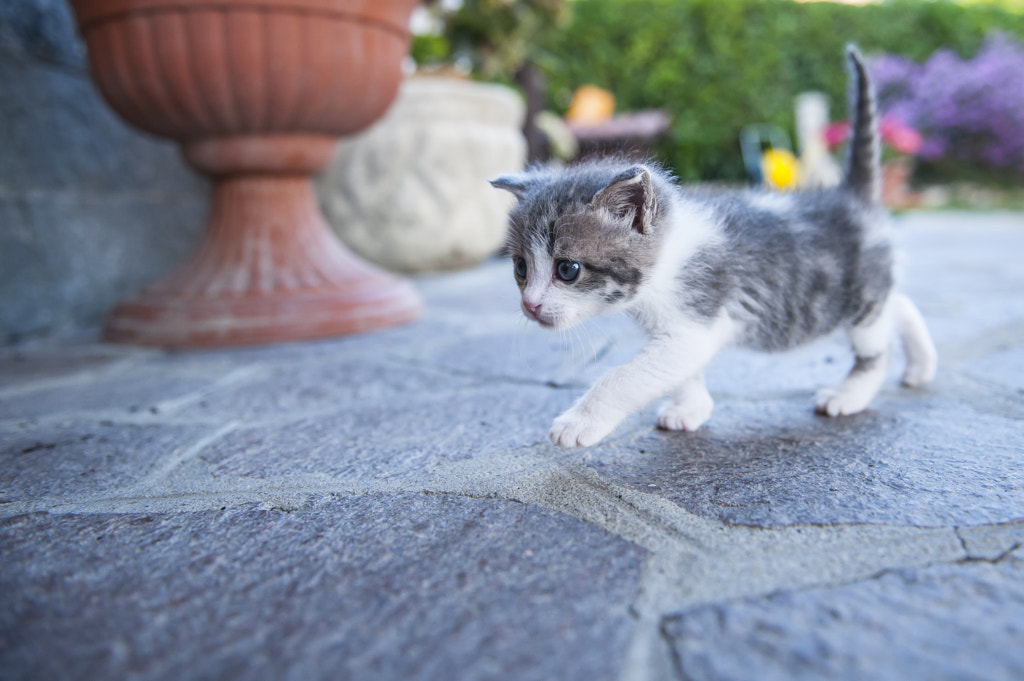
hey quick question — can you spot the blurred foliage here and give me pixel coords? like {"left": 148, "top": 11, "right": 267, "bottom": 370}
{"left": 411, "top": 33, "right": 453, "bottom": 67}
{"left": 537, "top": 0, "right": 1024, "bottom": 181}
{"left": 411, "top": 0, "right": 570, "bottom": 83}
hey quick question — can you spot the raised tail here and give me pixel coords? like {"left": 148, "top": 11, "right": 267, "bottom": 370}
{"left": 842, "top": 45, "right": 880, "bottom": 203}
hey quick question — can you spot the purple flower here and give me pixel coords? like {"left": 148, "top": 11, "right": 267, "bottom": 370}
{"left": 871, "top": 33, "right": 1024, "bottom": 172}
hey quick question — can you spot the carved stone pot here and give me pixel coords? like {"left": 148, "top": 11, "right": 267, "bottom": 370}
{"left": 318, "top": 76, "right": 526, "bottom": 273}
{"left": 69, "top": 0, "right": 422, "bottom": 347}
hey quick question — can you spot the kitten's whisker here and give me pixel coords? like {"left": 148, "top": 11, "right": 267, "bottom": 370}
{"left": 569, "top": 325, "right": 586, "bottom": 369}
{"left": 575, "top": 322, "right": 601, "bottom": 366}
{"left": 516, "top": 314, "right": 535, "bottom": 373}
{"left": 562, "top": 326, "right": 585, "bottom": 381}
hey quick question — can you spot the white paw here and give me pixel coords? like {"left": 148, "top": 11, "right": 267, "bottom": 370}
{"left": 657, "top": 397, "right": 713, "bottom": 432}
{"left": 549, "top": 407, "right": 618, "bottom": 448}
{"left": 815, "top": 387, "right": 871, "bottom": 417}
{"left": 902, "top": 359, "right": 936, "bottom": 388}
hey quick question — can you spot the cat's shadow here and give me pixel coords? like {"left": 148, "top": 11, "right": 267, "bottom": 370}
{"left": 583, "top": 404, "right": 923, "bottom": 526}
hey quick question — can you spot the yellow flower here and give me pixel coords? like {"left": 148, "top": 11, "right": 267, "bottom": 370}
{"left": 762, "top": 148, "right": 800, "bottom": 191}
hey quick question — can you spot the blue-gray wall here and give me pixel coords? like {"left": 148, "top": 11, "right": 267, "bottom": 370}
{"left": 0, "top": 0, "right": 208, "bottom": 344}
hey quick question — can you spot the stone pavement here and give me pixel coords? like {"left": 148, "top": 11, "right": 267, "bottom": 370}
{"left": 2, "top": 211, "right": 1023, "bottom": 681}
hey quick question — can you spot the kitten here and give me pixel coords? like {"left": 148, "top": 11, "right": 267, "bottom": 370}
{"left": 491, "top": 46, "right": 937, "bottom": 448}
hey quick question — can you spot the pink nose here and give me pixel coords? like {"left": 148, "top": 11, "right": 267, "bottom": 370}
{"left": 524, "top": 301, "right": 542, "bottom": 319}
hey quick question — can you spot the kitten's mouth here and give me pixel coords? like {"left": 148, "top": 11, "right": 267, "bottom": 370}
{"left": 522, "top": 305, "right": 557, "bottom": 328}
{"left": 526, "top": 312, "right": 555, "bottom": 328}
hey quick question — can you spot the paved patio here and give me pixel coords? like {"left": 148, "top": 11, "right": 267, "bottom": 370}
{"left": 2, "top": 210, "right": 1022, "bottom": 681}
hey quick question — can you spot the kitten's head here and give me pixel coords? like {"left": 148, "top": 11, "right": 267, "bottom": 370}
{"left": 491, "top": 162, "right": 665, "bottom": 330}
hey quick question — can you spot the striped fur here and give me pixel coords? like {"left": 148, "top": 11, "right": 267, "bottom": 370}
{"left": 843, "top": 45, "right": 881, "bottom": 203}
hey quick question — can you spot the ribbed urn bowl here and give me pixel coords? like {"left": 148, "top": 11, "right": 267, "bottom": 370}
{"left": 70, "top": 0, "right": 422, "bottom": 347}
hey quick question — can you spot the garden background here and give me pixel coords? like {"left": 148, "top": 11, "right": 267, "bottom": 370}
{"left": 4, "top": 0, "right": 1023, "bottom": 343}
{"left": 419, "top": 0, "right": 1024, "bottom": 187}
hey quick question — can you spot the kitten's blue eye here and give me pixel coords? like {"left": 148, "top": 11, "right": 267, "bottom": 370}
{"left": 514, "top": 257, "right": 528, "bottom": 279}
{"left": 556, "top": 260, "right": 581, "bottom": 283}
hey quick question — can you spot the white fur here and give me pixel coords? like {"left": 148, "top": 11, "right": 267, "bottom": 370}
{"left": 632, "top": 197, "right": 722, "bottom": 331}
{"left": 549, "top": 197, "right": 736, "bottom": 446}
{"left": 745, "top": 192, "right": 794, "bottom": 214}
{"left": 550, "top": 312, "right": 737, "bottom": 447}
{"left": 522, "top": 245, "right": 630, "bottom": 329}
{"left": 520, "top": 250, "right": 556, "bottom": 325}
{"left": 893, "top": 293, "right": 938, "bottom": 386}
{"left": 657, "top": 372, "right": 714, "bottom": 432}
{"left": 816, "top": 295, "right": 895, "bottom": 416}
{"left": 814, "top": 289, "right": 936, "bottom": 417}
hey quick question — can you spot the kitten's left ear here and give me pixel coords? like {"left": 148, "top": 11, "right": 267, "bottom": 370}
{"left": 490, "top": 175, "right": 532, "bottom": 200}
{"left": 592, "top": 166, "right": 657, "bottom": 235}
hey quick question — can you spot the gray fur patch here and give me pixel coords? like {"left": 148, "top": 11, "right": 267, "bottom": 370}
{"left": 677, "top": 248, "right": 732, "bottom": 320}
{"left": 852, "top": 354, "right": 884, "bottom": 374}
{"left": 502, "top": 158, "right": 668, "bottom": 309}
{"left": 579, "top": 260, "right": 642, "bottom": 292}
{"left": 604, "top": 290, "right": 626, "bottom": 304}
{"left": 672, "top": 188, "right": 893, "bottom": 351}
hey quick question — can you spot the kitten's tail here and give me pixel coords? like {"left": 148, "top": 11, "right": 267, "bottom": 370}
{"left": 842, "top": 45, "right": 880, "bottom": 204}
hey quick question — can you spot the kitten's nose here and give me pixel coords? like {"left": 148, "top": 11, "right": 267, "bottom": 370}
{"left": 524, "top": 301, "right": 542, "bottom": 319}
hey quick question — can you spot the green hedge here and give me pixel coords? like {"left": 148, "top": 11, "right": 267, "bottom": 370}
{"left": 539, "top": 0, "right": 1024, "bottom": 180}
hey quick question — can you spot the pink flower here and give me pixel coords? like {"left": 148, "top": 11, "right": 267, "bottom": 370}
{"left": 824, "top": 115, "right": 922, "bottom": 156}
{"left": 825, "top": 121, "right": 851, "bottom": 149}
{"left": 879, "top": 115, "right": 923, "bottom": 155}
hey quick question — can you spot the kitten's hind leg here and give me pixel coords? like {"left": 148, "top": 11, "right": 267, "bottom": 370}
{"left": 816, "top": 298, "right": 894, "bottom": 417}
{"left": 658, "top": 372, "right": 714, "bottom": 432}
{"left": 892, "top": 293, "right": 937, "bottom": 387}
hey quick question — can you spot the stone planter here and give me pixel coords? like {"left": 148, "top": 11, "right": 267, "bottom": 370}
{"left": 69, "top": 0, "right": 422, "bottom": 347}
{"left": 317, "top": 76, "right": 526, "bottom": 273}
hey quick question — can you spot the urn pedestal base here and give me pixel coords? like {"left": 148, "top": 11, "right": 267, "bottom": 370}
{"left": 70, "top": 0, "right": 423, "bottom": 349}
{"left": 104, "top": 172, "right": 421, "bottom": 348}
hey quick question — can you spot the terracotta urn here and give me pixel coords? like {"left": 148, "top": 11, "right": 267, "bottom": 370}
{"left": 69, "top": 0, "right": 422, "bottom": 347}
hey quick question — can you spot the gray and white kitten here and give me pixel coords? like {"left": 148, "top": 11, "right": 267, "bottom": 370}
{"left": 491, "top": 46, "right": 937, "bottom": 448}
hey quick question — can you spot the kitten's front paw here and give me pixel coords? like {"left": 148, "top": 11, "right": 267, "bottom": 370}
{"left": 901, "top": 359, "right": 937, "bottom": 388}
{"left": 814, "top": 388, "right": 870, "bottom": 417}
{"left": 657, "top": 397, "right": 713, "bottom": 432}
{"left": 549, "top": 408, "right": 617, "bottom": 448}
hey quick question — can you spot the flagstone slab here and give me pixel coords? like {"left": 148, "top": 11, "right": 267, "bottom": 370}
{"left": 960, "top": 345, "right": 1024, "bottom": 392}
{"left": 201, "top": 383, "right": 576, "bottom": 482}
{"left": 0, "top": 493, "right": 645, "bottom": 681}
{"left": 587, "top": 392, "right": 1023, "bottom": 528}
{"left": 662, "top": 548, "right": 1024, "bottom": 681}
{"left": 0, "top": 344, "right": 132, "bottom": 390}
{"left": 171, "top": 354, "right": 484, "bottom": 422}
{"left": 0, "top": 422, "right": 212, "bottom": 503}
{"left": 0, "top": 360, "right": 228, "bottom": 421}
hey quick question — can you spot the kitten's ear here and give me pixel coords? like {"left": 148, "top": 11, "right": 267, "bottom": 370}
{"left": 490, "top": 175, "right": 532, "bottom": 200}
{"left": 592, "top": 166, "right": 657, "bottom": 235}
